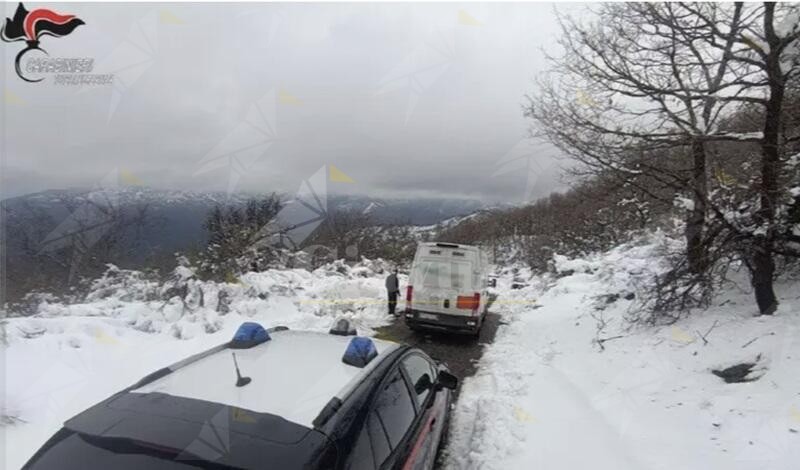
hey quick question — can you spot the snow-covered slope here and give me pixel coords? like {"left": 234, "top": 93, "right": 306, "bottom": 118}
{"left": 1, "top": 259, "right": 400, "bottom": 469}
{"left": 444, "top": 233, "right": 799, "bottom": 470}
{"left": 3, "top": 232, "right": 798, "bottom": 470}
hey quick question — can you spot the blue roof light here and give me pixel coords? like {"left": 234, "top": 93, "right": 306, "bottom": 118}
{"left": 231, "top": 322, "right": 271, "bottom": 349}
{"left": 342, "top": 337, "right": 378, "bottom": 368}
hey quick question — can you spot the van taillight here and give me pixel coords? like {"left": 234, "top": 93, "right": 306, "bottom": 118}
{"left": 457, "top": 293, "right": 481, "bottom": 313}
{"left": 406, "top": 286, "right": 413, "bottom": 306}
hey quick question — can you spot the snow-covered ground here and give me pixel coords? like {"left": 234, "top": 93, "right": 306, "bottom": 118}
{"left": 444, "top": 232, "right": 800, "bottom": 470}
{"left": 1, "top": 259, "right": 397, "bottom": 469}
{"left": 3, "top": 234, "right": 799, "bottom": 469}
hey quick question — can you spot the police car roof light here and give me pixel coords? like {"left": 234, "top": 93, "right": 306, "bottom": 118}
{"left": 342, "top": 337, "right": 378, "bottom": 368}
{"left": 231, "top": 322, "right": 271, "bottom": 349}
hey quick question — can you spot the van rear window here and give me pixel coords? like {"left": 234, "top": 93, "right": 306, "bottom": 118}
{"left": 452, "top": 252, "right": 465, "bottom": 257}
{"left": 428, "top": 250, "right": 442, "bottom": 255}
{"left": 412, "top": 260, "right": 470, "bottom": 289}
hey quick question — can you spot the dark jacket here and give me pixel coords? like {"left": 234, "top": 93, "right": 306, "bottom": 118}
{"left": 385, "top": 273, "right": 399, "bottom": 293}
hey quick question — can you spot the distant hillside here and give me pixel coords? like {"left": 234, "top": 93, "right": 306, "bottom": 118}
{"left": 1, "top": 187, "right": 495, "bottom": 266}
{"left": 1, "top": 188, "right": 250, "bottom": 265}
{"left": 327, "top": 194, "right": 491, "bottom": 225}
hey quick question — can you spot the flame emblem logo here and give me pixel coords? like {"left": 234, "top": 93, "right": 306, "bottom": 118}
{"left": 1, "top": 3, "right": 85, "bottom": 82}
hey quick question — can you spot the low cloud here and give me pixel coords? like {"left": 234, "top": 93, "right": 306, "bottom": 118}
{"left": 3, "top": 2, "right": 571, "bottom": 203}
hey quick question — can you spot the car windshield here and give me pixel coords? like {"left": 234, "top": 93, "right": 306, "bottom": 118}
{"left": 25, "top": 431, "right": 235, "bottom": 470}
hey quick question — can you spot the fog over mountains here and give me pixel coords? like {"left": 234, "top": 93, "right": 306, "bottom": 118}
{"left": 1, "top": 187, "right": 494, "bottom": 265}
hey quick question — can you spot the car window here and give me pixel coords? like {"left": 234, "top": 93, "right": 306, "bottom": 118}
{"left": 373, "top": 370, "right": 416, "bottom": 448}
{"left": 367, "top": 411, "right": 391, "bottom": 465}
{"left": 347, "top": 425, "right": 375, "bottom": 470}
{"left": 401, "top": 354, "right": 436, "bottom": 406}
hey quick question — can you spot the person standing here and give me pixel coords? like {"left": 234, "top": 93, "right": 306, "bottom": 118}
{"left": 385, "top": 268, "right": 400, "bottom": 315}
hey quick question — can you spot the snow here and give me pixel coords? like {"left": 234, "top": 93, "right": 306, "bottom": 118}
{"left": 1, "top": 259, "right": 398, "bottom": 469}
{"left": 444, "top": 233, "right": 800, "bottom": 470}
{"left": 3, "top": 234, "right": 799, "bottom": 469}
{"left": 716, "top": 131, "right": 764, "bottom": 141}
{"left": 13, "top": 187, "right": 266, "bottom": 212}
{"left": 674, "top": 195, "right": 696, "bottom": 212}
{"left": 363, "top": 201, "right": 385, "bottom": 214}
{"left": 776, "top": 8, "right": 799, "bottom": 38}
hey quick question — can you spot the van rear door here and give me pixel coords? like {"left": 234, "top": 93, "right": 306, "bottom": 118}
{"left": 410, "top": 257, "right": 477, "bottom": 317}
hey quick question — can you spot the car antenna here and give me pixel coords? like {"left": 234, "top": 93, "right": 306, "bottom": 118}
{"left": 231, "top": 353, "right": 252, "bottom": 387}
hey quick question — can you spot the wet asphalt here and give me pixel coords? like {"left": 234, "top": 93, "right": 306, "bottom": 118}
{"left": 373, "top": 308, "right": 502, "bottom": 399}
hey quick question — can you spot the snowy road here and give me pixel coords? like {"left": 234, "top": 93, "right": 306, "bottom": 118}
{"left": 498, "top": 363, "right": 646, "bottom": 470}
{"left": 3, "top": 246, "right": 799, "bottom": 470}
{"left": 443, "top": 238, "right": 800, "bottom": 470}
{"left": 374, "top": 312, "right": 502, "bottom": 397}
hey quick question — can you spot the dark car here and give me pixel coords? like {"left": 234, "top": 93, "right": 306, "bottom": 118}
{"left": 22, "top": 321, "right": 458, "bottom": 470}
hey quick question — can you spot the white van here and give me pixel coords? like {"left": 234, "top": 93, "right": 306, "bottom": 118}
{"left": 404, "top": 242, "right": 490, "bottom": 335}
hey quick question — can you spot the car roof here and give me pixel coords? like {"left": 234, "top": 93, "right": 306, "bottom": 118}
{"left": 131, "top": 329, "right": 399, "bottom": 429}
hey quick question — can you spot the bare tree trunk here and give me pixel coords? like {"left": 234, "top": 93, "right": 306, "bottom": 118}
{"left": 752, "top": 244, "right": 777, "bottom": 314}
{"left": 751, "top": 2, "right": 783, "bottom": 315}
{"left": 686, "top": 139, "right": 708, "bottom": 275}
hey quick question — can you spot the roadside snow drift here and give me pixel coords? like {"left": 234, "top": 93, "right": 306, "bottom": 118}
{"left": 1, "top": 259, "right": 397, "bottom": 469}
{"left": 445, "top": 233, "right": 800, "bottom": 470}
{"left": 3, "top": 236, "right": 799, "bottom": 470}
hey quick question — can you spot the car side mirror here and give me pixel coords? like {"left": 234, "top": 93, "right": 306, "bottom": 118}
{"left": 414, "top": 374, "right": 433, "bottom": 395}
{"left": 435, "top": 371, "right": 458, "bottom": 391}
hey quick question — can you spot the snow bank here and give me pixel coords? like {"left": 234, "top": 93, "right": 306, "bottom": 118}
{"left": 445, "top": 233, "right": 800, "bottom": 470}
{"left": 1, "top": 258, "right": 396, "bottom": 469}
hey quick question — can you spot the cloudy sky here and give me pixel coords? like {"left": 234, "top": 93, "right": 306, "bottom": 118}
{"left": 2, "top": 2, "right": 579, "bottom": 203}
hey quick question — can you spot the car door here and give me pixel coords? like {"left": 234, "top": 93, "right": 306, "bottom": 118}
{"left": 344, "top": 369, "right": 413, "bottom": 470}
{"left": 397, "top": 353, "right": 449, "bottom": 470}
{"left": 344, "top": 354, "right": 449, "bottom": 470}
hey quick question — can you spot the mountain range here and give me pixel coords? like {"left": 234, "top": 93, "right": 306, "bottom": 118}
{"left": 1, "top": 187, "right": 496, "bottom": 265}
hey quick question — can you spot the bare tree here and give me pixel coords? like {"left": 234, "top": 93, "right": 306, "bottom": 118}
{"left": 199, "top": 194, "right": 283, "bottom": 279}
{"left": 303, "top": 209, "right": 373, "bottom": 263}
{"left": 527, "top": 3, "right": 764, "bottom": 277}
{"left": 528, "top": 2, "right": 800, "bottom": 315}
{"left": 743, "top": 3, "right": 797, "bottom": 314}
{"left": 685, "top": 2, "right": 800, "bottom": 314}
{"left": 3, "top": 194, "right": 152, "bottom": 305}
